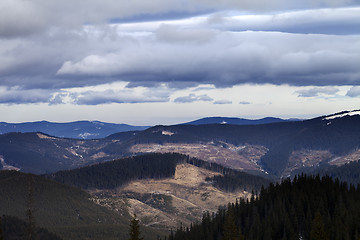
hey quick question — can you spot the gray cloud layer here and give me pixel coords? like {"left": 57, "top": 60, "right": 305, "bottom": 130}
{"left": 0, "top": 1, "right": 359, "bottom": 105}
{"left": 57, "top": 31, "right": 360, "bottom": 88}
{"left": 214, "top": 99, "right": 232, "bottom": 104}
{"left": 2, "top": 0, "right": 358, "bottom": 38}
{"left": 295, "top": 87, "right": 340, "bottom": 97}
{"left": 174, "top": 94, "right": 213, "bottom": 103}
{"left": 346, "top": 86, "right": 360, "bottom": 97}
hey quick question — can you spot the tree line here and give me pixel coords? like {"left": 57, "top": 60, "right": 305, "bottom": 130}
{"left": 47, "top": 152, "right": 270, "bottom": 193}
{"left": 168, "top": 174, "right": 360, "bottom": 240}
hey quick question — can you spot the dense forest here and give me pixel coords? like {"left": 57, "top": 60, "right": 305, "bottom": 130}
{"left": 184, "top": 157, "right": 271, "bottom": 192}
{"left": 47, "top": 153, "right": 270, "bottom": 192}
{"left": 169, "top": 175, "right": 360, "bottom": 240}
{"left": 47, "top": 153, "right": 185, "bottom": 189}
{"left": 0, "top": 215, "right": 62, "bottom": 240}
{"left": 0, "top": 170, "right": 165, "bottom": 240}
{"left": 314, "top": 160, "right": 360, "bottom": 186}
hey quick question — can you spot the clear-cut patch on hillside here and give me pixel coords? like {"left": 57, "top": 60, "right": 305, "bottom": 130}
{"left": 130, "top": 143, "right": 267, "bottom": 172}
{"left": 328, "top": 149, "right": 360, "bottom": 166}
{"left": 284, "top": 150, "right": 333, "bottom": 177}
{"left": 89, "top": 163, "right": 248, "bottom": 231}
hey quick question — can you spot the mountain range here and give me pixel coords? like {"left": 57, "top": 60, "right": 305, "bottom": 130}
{"left": 0, "top": 110, "right": 359, "bottom": 177}
{"left": 0, "top": 117, "right": 294, "bottom": 139}
{"left": 0, "top": 121, "right": 149, "bottom": 139}
{"left": 183, "top": 116, "right": 295, "bottom": 125}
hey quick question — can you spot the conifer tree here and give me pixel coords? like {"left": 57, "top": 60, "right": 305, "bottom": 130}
{"left": 310, "top": 212, "right": 329, "bottom": 240}
{"left": 223, "top": 207, "right": 243, "bottom": 240}
{"left": 128, "top": 214, "right": 143, "bottom": 240}
{"left": 27, "top": 175, "right": 36, "bottom": 240}
{"left": 0, "top": 215, "right": 3, "bottom": 240}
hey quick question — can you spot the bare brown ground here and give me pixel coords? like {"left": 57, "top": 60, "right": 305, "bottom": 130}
{"left": 90, "top": 164, "right": 248, "bottom": 231}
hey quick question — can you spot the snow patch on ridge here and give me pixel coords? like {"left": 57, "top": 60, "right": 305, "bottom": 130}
{"left": 0, "top": 155, "right": 20, "bottom": 171}
{"left": 323, "top": 110, "right": 360, "bottom": 120}
{"left": 78, "top": 132, "right": 99, "bottom": 139}
{"left": 162, "top": 131, "right": 174, "bottom": 136}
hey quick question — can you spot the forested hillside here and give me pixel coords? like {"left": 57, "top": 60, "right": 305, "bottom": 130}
{"left": 120, "top": 113, "right": 360, "bottom": 176}
{"left": 0, "top": 171, "right": 163, "bottom": 240}
{"left": 47, "top": 153, "right": 184, "bottom": 189}
{"left": 314, "top": 160, "right": 360, "bottom": 186}
{"left": 47, "top": 153, "right": 270, "bottom": 192}
{"left": 170, "top": 175, "right": 360, "bottom": 240}
{"left": 0, "top": 215, "right": 62, "bottom": 240}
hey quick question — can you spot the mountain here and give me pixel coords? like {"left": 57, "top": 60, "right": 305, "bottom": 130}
{"left": 1, "top": 110, "right": 359, "bottom": 177}
{"left": 0, "top": 120, "right": 149, "bottom": 139}
{"left": 0, "top": 131, "right": 139, "bottom": 174}
{"left": 47, "top": 153, "right": 269, "bottom": 192}
{"left": 0, "top": 170, "right": 164, "bottom": 240}
{"left": 115, "top": 110, "right": 360, "bottom": 177}
{"left": 183, "top": 116, "right": 293, "bottom": 125}
{"left": 46, "top": 153, "right": 270, "bottom": 232}
{"left": 0, "top": 132, "right": 115, "bottom": 174}
{"left": 311, "top": 160, "right": 360, "bottom": 186}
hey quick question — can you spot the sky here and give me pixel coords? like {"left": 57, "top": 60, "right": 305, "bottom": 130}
{"left": 0, "top": 0, "right": 359, "bottom": 125}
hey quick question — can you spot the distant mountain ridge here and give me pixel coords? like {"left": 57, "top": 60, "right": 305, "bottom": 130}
{"left": 0, "top": 120, "right": 149, "bottom": 139}
{"left": 0, "top": 116, "right": 296, "bottom": 139}
{"left": 0, "top": 110, "right": 359, "bottom": 177}
{"left": 183, "top": 117, "right": 295, "bottom": 125}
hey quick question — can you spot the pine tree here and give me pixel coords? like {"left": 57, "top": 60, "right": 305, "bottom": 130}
{"left": 128, "top": 214, "right": 144, "bottom": 240}
{"left": 27, "top": 175, "right": 36, "bottom": 240}
{"left": 223, "top": 207, "right": 242, "bottom": 240}
{"left": 310, "top": 212, "right": 329, "bottom": 240}
{"left": 0, "top": 215, "right": 3, "bottom": 240}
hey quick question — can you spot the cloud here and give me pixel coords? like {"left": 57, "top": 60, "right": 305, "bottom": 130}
{"left": 346, "top": 86, "right": 360, "bottom": 97}
{"left": 74, "top": 89, "right": 169, "bottom": 105}
{"left": 239, "top": 101, "right": 252, "bottom": 104}
{"left": 1, "top": 1, "right": 359, "bottom": 39}
{"left": 214, "top": 99, "right": 232, "bottom": 104}
{"left": 69, "top": 85, "right": 171, "bottom": 105}
{"left": 206, "top": 8, "right": 360, "bottom": 35}
{"left": 156, "top": 24, "right": 217, "bottom": 44}
{"left": 1, "top": 2, "right": 360, "bottom": 107}
{"left": 0, "top": 87, "right": 54, "bottom": 104}
{"left": 294, "top": 87, "right": 340, "bottom": 97}
{"left": 174, "top": 93, "right": 213, "bottom": 103}
{"left": 57, "top": 30, "right": 360, "bottom": 88}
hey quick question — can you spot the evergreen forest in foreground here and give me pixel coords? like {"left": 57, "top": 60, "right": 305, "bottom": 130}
{"left": 169, "top": 174, "right": 360, "bottom": 240}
